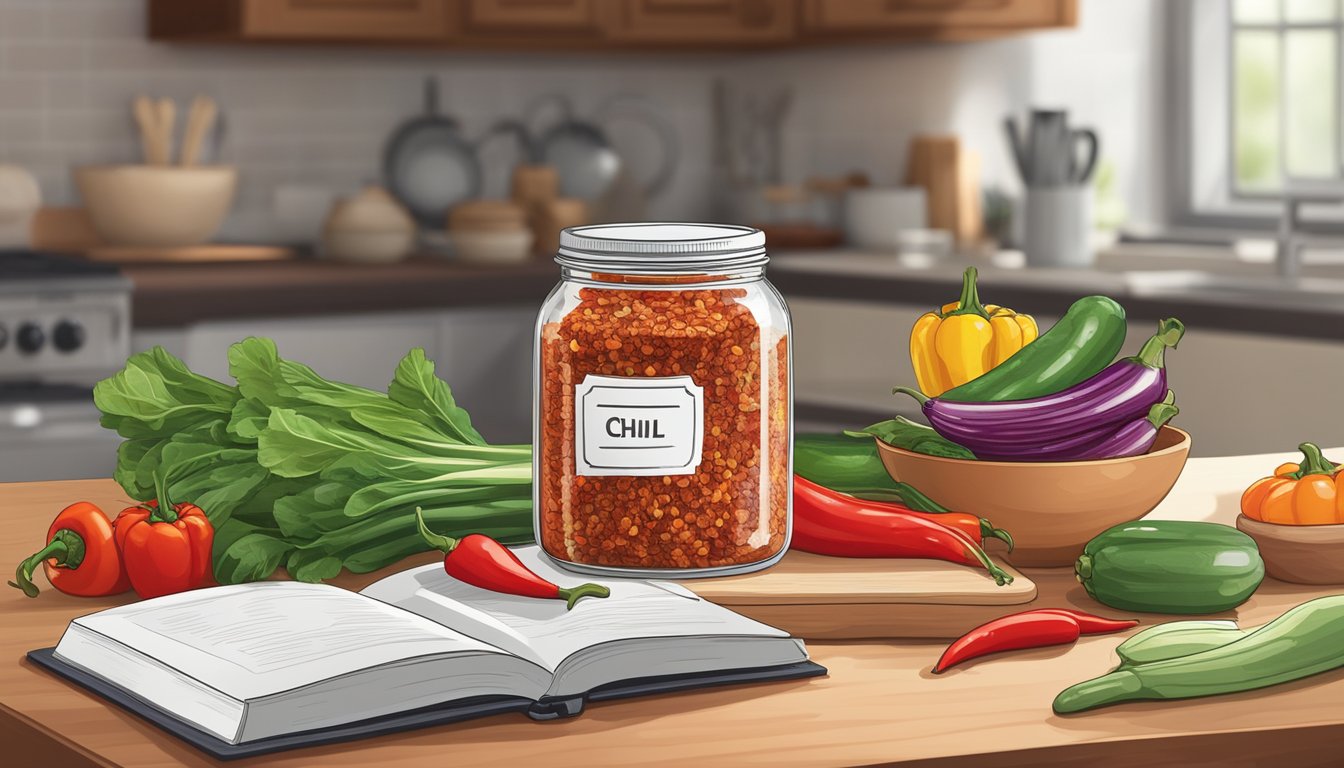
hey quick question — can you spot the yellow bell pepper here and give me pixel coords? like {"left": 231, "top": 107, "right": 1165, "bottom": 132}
{"left": 910, "top": 267, "right": 1038, "bottom": 397}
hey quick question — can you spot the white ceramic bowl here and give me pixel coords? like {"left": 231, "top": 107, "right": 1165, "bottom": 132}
{"left": 75, "top": 165, "right": 237, "bottom": 247}
{"left": 450, "top": 229, "right": 534, "bottom": 264}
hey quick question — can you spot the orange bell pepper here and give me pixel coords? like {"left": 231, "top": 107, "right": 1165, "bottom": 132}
{"left": 1240, "top": 443, "right": 1342, "bottom": 525}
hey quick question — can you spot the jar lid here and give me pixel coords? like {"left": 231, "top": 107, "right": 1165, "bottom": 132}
{"left": 557, "top": 222, "right": 767, "bottom": 274}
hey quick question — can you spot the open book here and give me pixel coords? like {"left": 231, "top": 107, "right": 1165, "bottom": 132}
{"left": 43, "top": 547, "right": 817, "bottom": 750}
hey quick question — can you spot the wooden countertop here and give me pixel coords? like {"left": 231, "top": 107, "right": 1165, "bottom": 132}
{"left": 5, "top": 449, "right": 1344, "bottom": 767}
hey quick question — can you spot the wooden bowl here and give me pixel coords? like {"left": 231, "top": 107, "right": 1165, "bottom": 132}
{"left": 1236, "top": 515, "right": 1344, "bottom": 585}
{"left": 874, "top": 426, "right": 1191, "bottom": 568}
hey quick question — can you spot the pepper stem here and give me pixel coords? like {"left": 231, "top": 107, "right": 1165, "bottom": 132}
{"left": 1293, "top": 443, "right": 1339, "bottom": 479}
{"left": 149, "top": 469, "right": 179, "bottom": 523}
{"left": 8, "top": 529, "right": 86, "bottom": 598}
{"left": 977, "top": 519, "right": 1015, "bottom": 552}
{"left": 557, "top": 583, "right": 611, "bottom": 610}
{"left": 945, "top": 267, "right": 990, "bottom": 318}
{"left": 415, "top": 507, "right": 460, "bottom": 554}
{"left": 892, "top": 386, "right": 930, "bottom": 405}
{"left": 1133, "top": 318, "right": 1185, "bottom": 369}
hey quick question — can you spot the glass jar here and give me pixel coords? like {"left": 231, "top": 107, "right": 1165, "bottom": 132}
{"left": 534, "top": 223, "right": 792, "bottom": 578}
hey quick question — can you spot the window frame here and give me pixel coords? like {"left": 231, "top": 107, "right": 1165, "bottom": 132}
{"left": 1166, "top": 0, "right": 1344, "bottom": 232}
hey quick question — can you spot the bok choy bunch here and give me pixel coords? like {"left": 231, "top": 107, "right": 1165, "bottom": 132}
{"left": 93, "top": 337, "right": 533, "bottom": 584}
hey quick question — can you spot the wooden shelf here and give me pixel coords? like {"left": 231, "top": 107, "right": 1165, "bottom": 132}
{"left": 148, "top": 0, "right": 1077, "bottom": 49}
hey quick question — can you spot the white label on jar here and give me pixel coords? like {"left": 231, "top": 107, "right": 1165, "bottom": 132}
{"left": 575, "top": 374, "right": 704, "bottom": 477}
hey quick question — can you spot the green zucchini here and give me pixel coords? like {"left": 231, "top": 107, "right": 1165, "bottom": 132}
{"left": 939, "top": 295, "right": 1127, "bottom": 402}
{"left": 1114, "top": 620, "right": 1248, "bottom": 668}
{"left": 1075, "top": 521, "right": 1264, "bottom": 615}
{"left": 1055, "top": 595, "right": 1344, "bottom": 713}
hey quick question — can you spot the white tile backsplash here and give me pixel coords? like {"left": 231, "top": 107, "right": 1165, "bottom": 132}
{"left": 0, "top": 0, "right": 1164, "bottom": 241}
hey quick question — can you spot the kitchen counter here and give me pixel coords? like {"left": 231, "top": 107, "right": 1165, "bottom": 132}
{"left": 122, "top": 257, "right": 559, "bottom": 328}
{"left": 768, "top": 251, "right": 1344, "bottom": 341}
{"left": 5, "top": 447, "right": 1344, "bottom": 767}
{"left": 119, "top": 250, "right": 1344, "bottom": 339}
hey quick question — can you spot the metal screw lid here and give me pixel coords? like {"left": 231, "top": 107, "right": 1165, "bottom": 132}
{"left": 556, "top": 222, "right": 768, "bottom": 274}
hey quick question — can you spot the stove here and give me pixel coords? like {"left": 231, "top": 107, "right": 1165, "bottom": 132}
{"left": 0, "top": 250, "right": 133, "bottom": 482}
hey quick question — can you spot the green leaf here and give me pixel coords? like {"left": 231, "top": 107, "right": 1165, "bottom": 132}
{"left": 286, "top": 550, "right": 343, "bottom": 583}
{"left": 846, "top": 416, "right": 977, "bottom": 460}
{"left": 387, "top": 348, "right": 486, "bottom": 445}
{"left": 94, "top": 347, "right": 237, "bottom": 438}
{"left": 213, "top": 528, "right": 292, "bottom": 584}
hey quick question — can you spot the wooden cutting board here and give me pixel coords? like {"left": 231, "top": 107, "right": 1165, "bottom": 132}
{"left": 677, "top": 551, "right": 1035, "bottom": 640}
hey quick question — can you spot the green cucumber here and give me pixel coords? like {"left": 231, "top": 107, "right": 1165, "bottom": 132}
{"left": 1075, "top": 521, "right": 1264, "bottom": 615}
{"left": 939, "top": 295, "right": 1127, "bottom": 402}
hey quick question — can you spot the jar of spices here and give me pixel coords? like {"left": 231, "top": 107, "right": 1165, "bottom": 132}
{"left": 535, "top": 223, "right": 791, "bottom": 577}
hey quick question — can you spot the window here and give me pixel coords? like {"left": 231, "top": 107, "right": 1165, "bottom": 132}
{"left": 1171, "top": 0, "right": 1344, "bottom": 228}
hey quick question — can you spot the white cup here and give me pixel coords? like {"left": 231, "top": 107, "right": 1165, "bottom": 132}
{"left": 843, "top": 187, "right": 927, "bottom": 250}
{"left": 1024, "top": 186, "right": 1093, "bottom": 268}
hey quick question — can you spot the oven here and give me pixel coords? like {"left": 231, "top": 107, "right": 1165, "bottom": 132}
{"left": 0, "top": 250, "right": 132, "bottom": 483}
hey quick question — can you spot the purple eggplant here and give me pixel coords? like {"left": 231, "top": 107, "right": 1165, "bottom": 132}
{"left": 894, "top": 318, "right": 1184, "bottom": 455}
{"left": 1074, "top": 394, "right": 1179, "bottom": 460}
{"left": 970, "top": 392, "right": 1177, "bottom": 462}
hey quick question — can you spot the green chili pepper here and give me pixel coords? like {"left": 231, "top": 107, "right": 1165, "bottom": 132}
{"left": 795, "top": 433, "right": 952, "bottom": 512}
{"left": 1054, "top": 595, "right": 1344, "bottom": 714}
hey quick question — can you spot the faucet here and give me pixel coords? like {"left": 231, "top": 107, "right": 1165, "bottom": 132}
{"left": 1277, "top": 197, "right": 1304, "bottom": 279}
{"left": 1277, "top": 180, "right": 1344, "bottom": 279}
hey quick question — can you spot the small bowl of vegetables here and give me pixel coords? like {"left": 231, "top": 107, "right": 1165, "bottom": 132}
{"left": 1236, "top": 443, "right": 1344, "bottom": 585}
{"left": 873, "top": 426, "right": 1190, "bottom": 568}
{"left": 871, "top": 308, "right": 1194, "bottom": 567}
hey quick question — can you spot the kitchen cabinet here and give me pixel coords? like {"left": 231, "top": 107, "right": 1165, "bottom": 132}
{"left": 464, "top": 0, "right": 604, "bottom": 35}
{"left": 149, "top": 0, "right": 453, "bottom": 42}
{"left": 147, "top": 0, "right": 1076, "bottom": 48}
{"left": 602, "top": 0, "right": 795, "bottom": 46}
{"left": 801, "top": 0, "right": 1077, "bottom": 41}
{"left": 241, "top": 0, "right": 451, "bottom": 41}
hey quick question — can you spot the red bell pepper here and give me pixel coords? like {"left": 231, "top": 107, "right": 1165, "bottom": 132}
{"left": 114, "top": 480, "right": 214, "bottom": 600}
{"left": 9, "top": 502, "right": 132, "bottom": 598}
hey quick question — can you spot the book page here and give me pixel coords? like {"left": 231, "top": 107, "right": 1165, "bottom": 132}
{"left": 71, "top": 582, "right": 507, "bottom": 702}
{"left": 362, "top": 546, "right": 788, "bottom": 672}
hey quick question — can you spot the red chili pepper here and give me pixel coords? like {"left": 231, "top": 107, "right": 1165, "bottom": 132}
{"left": 792, "top": 476, "right": 1014, "bottom": 586}
{"left": 114, "top": 496, "right": 214, "bottom": 600}
{"left": 1035, "top": 608, "right": 1139, "bottom": 635}
{"left": 932, "top": 608, "right": 1139, "bottom": 673}
{"left": 416, "top": 508, "right": 609, "bottom": 609}
{"left": 9, "top": 502, "right": 132, "bottom": 598}
{"left": 793, "top": 477, "right": 1013, "bottom": 550}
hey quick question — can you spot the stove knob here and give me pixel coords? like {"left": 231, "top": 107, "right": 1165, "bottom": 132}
{"left": 53, "top": 319, "right": 85, "bottom": 353}
{"left": 15, "top": 323, "right": 44, "bottom": 355}
{"left": 0, "top": 324, "right": 7, "bottom": 351}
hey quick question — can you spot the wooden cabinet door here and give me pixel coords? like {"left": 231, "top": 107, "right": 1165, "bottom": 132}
{"left": 463, "top": 0, "right": 602, "bottom": 33}
{"left": 802, "top": 0, "right": 1075, "bottom": 33}
{"left": 605, "top": 0, "right": 795, "bottom": 45}
{"left": 241, "top": 0, "right": 450, "bottom": 41}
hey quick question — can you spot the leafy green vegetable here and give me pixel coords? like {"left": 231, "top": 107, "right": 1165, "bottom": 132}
{"left": 845, "top": 416, "right": 977, "bottom": 460}
{"left": 95, "top": 337, "right": 533, "bottom": 585}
